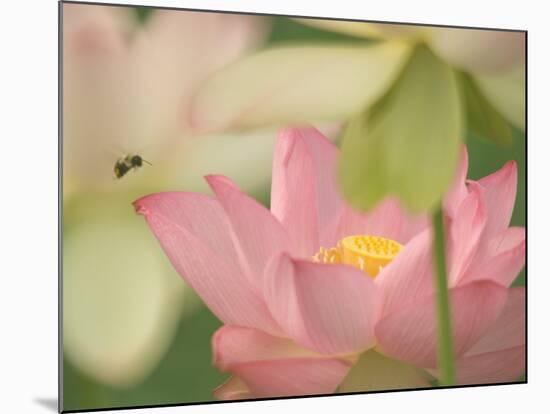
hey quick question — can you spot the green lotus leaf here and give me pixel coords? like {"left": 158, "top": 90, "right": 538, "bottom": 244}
{"left": 339, "top": 45, "right": 463, "bottom": 213}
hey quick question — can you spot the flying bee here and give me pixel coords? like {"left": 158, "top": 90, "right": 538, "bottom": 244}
{"left": 113, "top": 154, "right": 152, "bottom": 179}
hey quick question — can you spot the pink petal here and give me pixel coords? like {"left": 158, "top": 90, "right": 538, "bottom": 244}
{"left": 443, "top": 287, "right": 525, "bottom": 384}
{"left": 443, "top": 146, "right": 469, "bottom": 219}
{"left": 206, "top": 175, "right": 291, "bottom": 287}
{"left": 232, "top": 359, "right": 351, "bottom": 398}
{"left": 336, "top": 198, "right": 407, "bottom": 244}
{"left": 234, "top": 358, "right": 350, "bottom": 397}
{"left": 213, "top": 326, "right": 319, "bottom": 371}
{"left": 399, "top": 214, "right": 430, "bottom": 245}
{"left": 213, "top": 376, "right": 252, "bottom": 400}
{"left": 375, "top": 281, "right": 508, "bottom": 368}
{"left": 335, "top": 196, "right": 429, "bottom": 245}
{"left": 375, "top": 230, "right": 435, "bottom": 317}
{"left": 447, "top": 182, "right": 487, "bottom": 286}
{"left": 452, "top": 162, "right": 521, "bottom": 287}
{"left": 134, "top": 193, "right": 281, "bottom": 334}
{"left": 270, "top": 128, "right": 342, "bottom": 255}
{"left": 270, "top": 130, "right": 319, "bottom": 256}
{"left": 134, "top": 192, "right": 237, "bottom": 259}
{"left": 466, "top": 287, "right": 525, "bottom": 355}
{"left": 477, "top": 161, "right": 518, "bottom": 239}
{"left": 488, "top": 227, "right": 526, "bottom": 256}
{"left": 463, "top": 227, "right": 525, "bottom": 287}
{"left": 213, "top": 326, "right": 352, "bottom": 398}
{"left": 453, "top": 346, "right": 525, "bottom": 385}
{"left": 263, "top": 253, "right": 379, "bottom": 355}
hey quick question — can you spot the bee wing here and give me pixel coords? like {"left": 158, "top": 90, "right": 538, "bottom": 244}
{"left": 101, "top": 146, "right": 124, "bottom": 160}
{"left": 103, "top": 141, "right": 154, "bottom": 165}
{"left": 126, "top": 138, "right": 160, "bottom": 163}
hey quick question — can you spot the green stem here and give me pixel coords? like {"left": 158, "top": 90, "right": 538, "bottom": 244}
{"left": 432, "top": 207, "right": 455, "bottom": 386}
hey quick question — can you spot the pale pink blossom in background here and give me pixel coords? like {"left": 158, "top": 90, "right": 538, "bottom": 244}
{"left": 63, "top": 3, "right": 269, "bottom": 193}
{"left": 62, "top": 3, "right": 273, "bottom": 388}
{"left": 135, "top": 128, "right": 525, "bottom": 397}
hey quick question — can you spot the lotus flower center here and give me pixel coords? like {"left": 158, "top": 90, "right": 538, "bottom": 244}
{"left": 312, "top": 235, "right": 402, "bottom": 278}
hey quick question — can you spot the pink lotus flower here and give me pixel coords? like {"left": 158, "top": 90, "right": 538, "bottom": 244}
{"left": 134, "top": 128, "right": 525, "bottom": 399}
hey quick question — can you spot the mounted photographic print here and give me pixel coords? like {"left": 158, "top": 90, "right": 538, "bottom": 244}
{"left": 60, "top": 1, "right": 526, "bottom": 412}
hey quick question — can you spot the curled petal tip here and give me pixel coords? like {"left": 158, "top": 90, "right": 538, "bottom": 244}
{"left": 204, "top": 174, "right": 240, "bottom": 191}
{"left": 495, "top": 160, "right": 518, "bottom": 181}
{"left": 506, "top": 160, "right": 518, "bottom": 172}
{"left": 132, "top": 197, "right": 149, "bottom": 216}
{"left": 277, "top": 137, "right": 296, "bottom": 167}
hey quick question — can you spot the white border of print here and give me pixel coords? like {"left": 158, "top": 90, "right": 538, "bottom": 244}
{"left": 1, "top": 0, "right": 547, "bottom": 413}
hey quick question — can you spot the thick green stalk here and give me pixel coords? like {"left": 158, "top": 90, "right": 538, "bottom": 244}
{"left": 432, "top": 207, "right": 455, "bottom": 385}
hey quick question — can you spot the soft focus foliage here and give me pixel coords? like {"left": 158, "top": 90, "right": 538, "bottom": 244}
{"left": 475, "top": 65, "right": 526, "bottom": 130}
{"left": 459, "top": 72, "right": 513, "bottom": 147}
{"left": 190, "top": 19, "right": 524, "bottom": 213}
{"left": 63, "top": 196, "right": 186, "bottom": 387}
{"left": 339, "top": 45, "right": 462, "bottom": 212}
{"left": 339, "top": 351, "right": 430, "bottom": 392}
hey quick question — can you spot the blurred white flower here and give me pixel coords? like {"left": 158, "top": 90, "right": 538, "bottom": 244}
{"left": 188, "top": 20, "right": 524, "bottom": 132}
{"left": 62, "top": 3, "right": 273, "bottom": 388}
{"left": 427, "top": 27, "right": 524, "bottom": 75}
{"left": 63, "top": 4, "right": 269, "bottom": 194}
{"left": 63, "top": 196, "right": 185, "bottom": 387}
{"left": 187, "top": 19, "right": 524, "bottom": 213}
